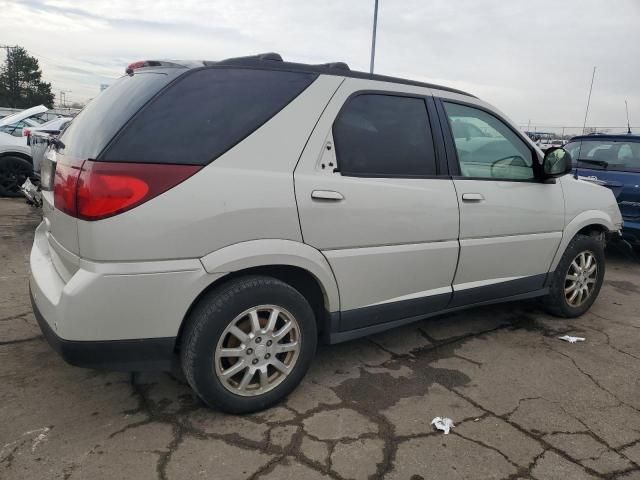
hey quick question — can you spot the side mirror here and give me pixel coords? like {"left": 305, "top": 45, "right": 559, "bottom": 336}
{"left": 543, "top": 147, "right": 572, "bottom": 178}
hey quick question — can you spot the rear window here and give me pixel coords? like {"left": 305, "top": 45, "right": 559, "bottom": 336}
{"left": 60, "top": 72, "right": 177, "bottom": 160}
{"left": 102, "top": 68, "right": 317, "bottom": 165}
{"left": 565, "top": 140, "right": 640, "bottom": 172}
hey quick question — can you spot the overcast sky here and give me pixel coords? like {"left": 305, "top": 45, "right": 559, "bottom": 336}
{"left": 2, "top": 0, "right": 639, "bottom": 130}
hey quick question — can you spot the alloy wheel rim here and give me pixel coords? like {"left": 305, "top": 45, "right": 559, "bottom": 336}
{"left": 564, "top": 250, "right": 598, "bottom": 307}
{"left": 214, "top": 305, "right": 301, "bottom": 397}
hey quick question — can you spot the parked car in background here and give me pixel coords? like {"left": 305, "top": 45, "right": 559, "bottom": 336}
{"left": 24, "top": 116, "right": 72, "bottom": 141}
{"left": 25, "top": 116, "right": 72, "bottom": 173}
{"left": 0, "top": 105, "right": 48, "bottom": 196}
{"left": 564, "top": 134, "right": 640, "bottom": 248}
{"left": 539, "top": 138, "right": 564, "bottom": 152}
{"left": 30, "top": 54, "right": 622, "bottom": 413}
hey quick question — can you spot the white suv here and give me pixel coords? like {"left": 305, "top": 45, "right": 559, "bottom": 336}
{"left": 29, "top": 53, "right": 622, "bottom": 413}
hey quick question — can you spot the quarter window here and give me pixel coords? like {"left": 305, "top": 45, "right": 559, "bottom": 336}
{"left": 444, "top": 102, "right": 534, "bottom": 180}
{"left": 332, "top": 94, "right": 437, "bottom": 176}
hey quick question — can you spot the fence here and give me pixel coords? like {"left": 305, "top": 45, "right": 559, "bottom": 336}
{"left": 518, "top": 125, "right": 633, "bottom": 140}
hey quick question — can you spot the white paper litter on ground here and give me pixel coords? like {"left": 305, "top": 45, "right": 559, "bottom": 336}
{"left": 558, "top": 335, "right": 586, "bottom": 343}
{"left": 431, "top": 417, "right": 455, "bottom": 434}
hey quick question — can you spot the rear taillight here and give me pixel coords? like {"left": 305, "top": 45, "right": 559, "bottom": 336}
{"left": 54, "top": 160, "right": 200, "bottom": 221}
{"left": 53, "top": 160, "right": 83, "bottom": 216}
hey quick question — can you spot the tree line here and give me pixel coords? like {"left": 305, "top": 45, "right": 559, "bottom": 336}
{"left": 0, "top": 46, "right": 55, "bottom": 108}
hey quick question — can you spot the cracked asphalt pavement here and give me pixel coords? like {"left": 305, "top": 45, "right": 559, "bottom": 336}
{"left": 1, "top": 198, "right": 640, "bottom": 480}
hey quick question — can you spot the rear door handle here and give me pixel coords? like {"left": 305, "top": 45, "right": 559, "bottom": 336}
{"left": 462, "top": 193, "right": 485, "bottom": 202}
{"left": 311, "top": 190, "right": 344, "bottom": 201}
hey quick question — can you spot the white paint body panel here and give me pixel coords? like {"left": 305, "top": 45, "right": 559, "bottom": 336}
{"left": 76, "top": 75, "right": 344, "bottom": 262}
{"left": 452, "top": 179, "right": 565, "bottom": 286}
{"left": 294, "top": 78, "right": 460, "bottom": 311}
{"left": 30, "top": 221, "right": 221, "bottom": 341}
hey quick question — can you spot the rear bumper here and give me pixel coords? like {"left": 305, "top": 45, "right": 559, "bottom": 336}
{"left": 28, "top": 220, "right": 222, "bottom": 371}
{"left": 31, "top": 288, "right": 175, "bottom": 371}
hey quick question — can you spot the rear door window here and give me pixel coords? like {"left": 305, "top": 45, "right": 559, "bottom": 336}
{"left": 332, "top": 94, "right": 437, "bottom": 176}
{"left": 102, "top": 68, "right": 317, "bottom": 165}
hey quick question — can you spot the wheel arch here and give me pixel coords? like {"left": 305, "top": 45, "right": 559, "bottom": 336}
{"left": 550, "top": 211, "right": 614, "bottom": 271}
{"left": 176, "top": 239, "right": 341, "bottom": 348}
{"left": 0, "top": 150, "right": 33, "bottom": 164}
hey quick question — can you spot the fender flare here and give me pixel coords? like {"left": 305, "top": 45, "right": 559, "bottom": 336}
{"left": 200, "top": 239, "right": 340, "bottom": 312}
{"left": 550, "top": 210, "right": 615, "bottom": 271}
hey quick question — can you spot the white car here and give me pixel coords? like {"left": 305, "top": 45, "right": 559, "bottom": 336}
{"left": 0, "top": 105, "right": 48, "bottom": 196}
{"left": 30, "top": 54, "right": 622, "bottom": 413}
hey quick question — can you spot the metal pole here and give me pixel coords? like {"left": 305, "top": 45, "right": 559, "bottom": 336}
{"left": 369, "top": 0, "right": 379, "bottom": 74}
{"left": 625, "top": 100, "right": 631, "bottom": 134}
{"left": 582, "top": 66, "right": 596, "bottom": 135}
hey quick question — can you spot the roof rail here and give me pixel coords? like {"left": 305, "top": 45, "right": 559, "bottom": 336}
{"left": 314, "top": 62, "right": 350, "bottom": 71}
{"left": 203, "top": 52, "right": 474, "bottom": 98}
{"left": 217, "top": 52, "right": 283, "bottom": 65}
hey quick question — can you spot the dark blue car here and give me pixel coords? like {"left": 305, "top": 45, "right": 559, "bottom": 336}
{"left": 564, "top": 134, "right": 640, "bottom": 247}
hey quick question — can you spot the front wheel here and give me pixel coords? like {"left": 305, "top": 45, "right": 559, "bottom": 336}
{"left": 542, "top": 234, "right": 605, "bottom": 317}
{"left": 180, "top": 275, "right": 317, "bottom": 413}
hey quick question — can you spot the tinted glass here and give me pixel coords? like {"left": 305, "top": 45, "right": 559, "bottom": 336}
{"left": 103, "top": 68, "right": 317, "bottom": 165}
{"left": 564, "top": 140, "right": 640, "bottom": 172}
{"left": 444, "top": 102, "right": 534, "bottom": 180}
{"left": 60, "top": 72, "right": 177, "bottom": 159}
{"left": 332, "top": 94, "right": 436, "bottom": 176}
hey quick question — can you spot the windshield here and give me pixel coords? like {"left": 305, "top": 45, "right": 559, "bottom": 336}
{"left": 564, "top": 140, "right": 640, "bottom": 172}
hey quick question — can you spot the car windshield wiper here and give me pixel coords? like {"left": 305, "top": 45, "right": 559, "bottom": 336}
{"left": 576, "top": 159, "right": 608, "bottom": 169}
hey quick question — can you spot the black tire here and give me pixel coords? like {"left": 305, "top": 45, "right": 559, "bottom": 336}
{"left": 180, "top": 275, "right": 317, "bottom": 413}
{"left": 542, "top": 233, "right": 605, "bottom": 317}
{"left": 0, "top": 155, "right": 33, "bottom": 197}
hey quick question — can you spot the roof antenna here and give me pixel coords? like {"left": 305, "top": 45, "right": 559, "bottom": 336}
{"left": 625, "top": 99, "right": 632, "bottom": 134}
{"left": 576, "top": 66, "right": 597, "bottom": 180}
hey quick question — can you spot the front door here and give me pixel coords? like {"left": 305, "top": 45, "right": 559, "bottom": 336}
{"left": 295, "top": 79, "right": 460, "bottom": 332}
{"left": 438, "top": 99, "right": 565, "bottom": 306}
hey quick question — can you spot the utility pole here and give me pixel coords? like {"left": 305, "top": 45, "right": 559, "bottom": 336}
{"left": 625, "top": 100, "right": 632, "bottom": 134}
{"left": 582, "top": 66, "right": 596, "bottom": 135}
{"left": 369, "top": 0, "right": 379, "bottom": 74}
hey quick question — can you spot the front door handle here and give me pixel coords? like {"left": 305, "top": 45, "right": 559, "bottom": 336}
{"left": 462, "top": 193, "right": 485, "bottom": 202}
{"left": 311, "top": 190, "right": 344, "bottom": 201}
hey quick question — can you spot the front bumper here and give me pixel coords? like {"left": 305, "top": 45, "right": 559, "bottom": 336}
{"left": 31, "top": 288, "right": 175, "bottom": 371}
{"left": 621, "top": 219, "right": 640, "bottom": 246}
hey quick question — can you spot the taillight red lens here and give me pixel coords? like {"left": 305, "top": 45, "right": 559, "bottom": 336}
{"left": 53, "top": 160, "right": 84, "bottom": 216}
{"left": 75, "top": 161, "right": 201, "bottom": 220}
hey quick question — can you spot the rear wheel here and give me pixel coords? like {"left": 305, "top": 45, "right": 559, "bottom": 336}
{"left": 542, "top": 233, "right": 605, "bottom": 317}
{"left": 180, "top": 275, "right": 317, "bottom": 413}
{"left": 0, "top": 156, "right": 33, "bottom": 197}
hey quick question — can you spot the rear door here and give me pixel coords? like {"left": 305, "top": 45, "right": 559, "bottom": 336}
{"left": 437, "top": 96, "right": 564, "bottom": 306}
{"left": 295, "top": 78, "right": 460, "bottom": 332}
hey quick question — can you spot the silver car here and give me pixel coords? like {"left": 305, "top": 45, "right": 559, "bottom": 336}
{"left": 29, "top": 53, "right": 623, "bottom": 413}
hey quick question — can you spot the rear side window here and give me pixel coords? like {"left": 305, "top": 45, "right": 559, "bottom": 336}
{"left": 332, "top": 94, "right": 437, "bottom": 176}
{"left": 103, "top": 68, "right": 317, "bottom": 165}
{"left": 60, "top": 72, "right": 177, "bottom": 160}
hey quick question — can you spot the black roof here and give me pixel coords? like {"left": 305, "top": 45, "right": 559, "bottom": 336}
{"left": 203, "top": 53, "right": 475, "bottom": 98}
{"left": 569, "top": 133, "right": 639, "bottom": 142}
